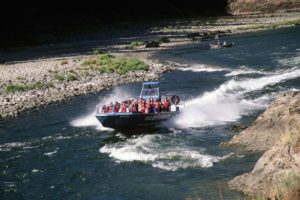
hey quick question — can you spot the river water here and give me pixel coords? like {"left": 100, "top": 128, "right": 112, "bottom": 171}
{"left": 1, "top": 27, "right": 300, "bottom": 199}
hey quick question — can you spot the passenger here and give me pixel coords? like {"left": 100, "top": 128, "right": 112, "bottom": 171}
{"left": 150, "top": 102, "right": 156, "bottom": 113}
{"left": 154, "top": 100, "right": 161, "bottom": 112}
{"left": 114, "top": 101, "right": 120, "bottom": 112}
{"left": 101, "top": 105, "right": 107, "bottom": 113}
{"left": 108, "top": 102, "right": 114, "bottom": 113}
{"left": 119, "top": 103, "right": 126, "bottom": 113}
{"left": 163, "top": 98, "right": 170, "bottom": 112}
{"left": 132, "top": 102, "right": 138, "bottom": 113}
{"left": 140, "top": 104, "right": 146, "bottom": 113}
{"left": 146, "top": 103, "right": 152, "bottom": 113}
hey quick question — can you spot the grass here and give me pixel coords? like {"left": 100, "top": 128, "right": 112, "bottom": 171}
{"left": 5, "top": 81, "right": 43, "bottom": 93}
{"left": 53, "top": 74, "right": 64, "bottom": 81}
{"left": 236, "top": 19, "right": 300, "bottom": 31}
{"left": 5, "top": 84, "right": 27, "bottom": 93}
{"left": 274, "top": 173, "right": 300, "bottom": 200}
{"left": 93, "top": 48, "right": 104, "bottom": 55}
{"left": 125, "top": 40, "right": 145, "bottom": 49}
{"left": 80, "top": 54, "right": 148, "bottom": 75}
{"left": 67, "top": 74, "right": 78, "bottom": 81}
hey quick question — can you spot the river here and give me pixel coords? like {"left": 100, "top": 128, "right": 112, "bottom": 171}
{"left": 1, "top": 27, "right": 300, "bottom": 199}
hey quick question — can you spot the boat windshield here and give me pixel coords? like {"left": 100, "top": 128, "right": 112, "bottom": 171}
{"left": 140, "top": 83, "right": 160, "bottom": 100}
{"left": 140, "top": 87, "right": 159, "bottom": 97}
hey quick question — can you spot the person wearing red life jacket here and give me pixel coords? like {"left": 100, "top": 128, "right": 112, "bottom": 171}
{"left": 154, "top": 99, "right": 161, "bottom": 112}
{"left": 114, "top": 102, "right": 120, "bottom": 113}
{"left": 101, "top": 105, "right": 107, "bottom": 113}
{"left": 163, "top": 98, "right": 170, "bottom": 112}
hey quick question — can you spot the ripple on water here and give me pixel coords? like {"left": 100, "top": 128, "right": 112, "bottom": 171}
{"left": 100, "top": 134, "right": 232, "bottom": 171}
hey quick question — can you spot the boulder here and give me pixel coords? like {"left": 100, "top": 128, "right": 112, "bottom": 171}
{"left": 145, "top": 41, "right": 160, "bottom": 48}
{"left": 227, "top": 91, "right": 300, "bottom": 198}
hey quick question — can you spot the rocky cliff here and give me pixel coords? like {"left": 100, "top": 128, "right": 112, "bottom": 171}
{"left": 227, "top": 91, "right": 300, "bottom": 199}
{"left": 228, "top": 0, "right": 300, "bottom": 14}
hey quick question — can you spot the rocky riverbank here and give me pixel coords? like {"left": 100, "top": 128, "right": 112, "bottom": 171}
{"left": 0, "top": 11, "right": 299, "bottom": 120}
{"left": 226, "top": 91, "right": 300, "bottom": 199}
{"left": 0, "top": 54, "right": 172, "bottom": 119}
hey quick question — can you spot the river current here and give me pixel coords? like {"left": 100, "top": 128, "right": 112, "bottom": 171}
{"left": 1, "top": 27, "right": 300, "bottom": 199}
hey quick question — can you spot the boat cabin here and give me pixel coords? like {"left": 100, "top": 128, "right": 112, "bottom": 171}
{"left": 139, "top": 82, "right": 160, "bottom": 101}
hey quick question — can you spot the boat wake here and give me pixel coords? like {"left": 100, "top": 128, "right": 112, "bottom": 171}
{"left": 224, "top": 65, "right": 271, "bottom": 77}
{"left": 177, "top": 64, "right": 227, "bottom": 73}
{"left": 174, "top": 67, "right": 300, "bottom": 128}
{"left": 70, "top": 111, "right": 108, "bottom": 130}
{"left": 100, "top": 134, "right": 230, "bottom": 171}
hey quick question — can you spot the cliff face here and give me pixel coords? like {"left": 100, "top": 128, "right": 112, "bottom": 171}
{"left": 227, "top": 92, "right": 300, "bottom": 198}
{"left": 227, "top": 92, "right": 300, "bottom": 152}
{"left": 228, "top": 0, "right": 300, "bottom": 14}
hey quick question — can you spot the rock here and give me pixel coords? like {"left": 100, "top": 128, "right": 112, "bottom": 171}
{"left": 186, "top": 32, "right": 200, "bottom": 38}
{"left": 227, "top": 91, "right": 300, "bottom": 198}
{"left": 228, "top": 0, "right": 300, "bottom": 14}
{"left": 225, "top": 91, "right": 300, "bottom": 152}
{"left": 145, "top": 41, "right": 160, "bottom": 48}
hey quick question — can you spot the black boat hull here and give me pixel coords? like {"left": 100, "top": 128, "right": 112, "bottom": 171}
{"left": 96, "top": 112, "right": 178, "bottom": 130}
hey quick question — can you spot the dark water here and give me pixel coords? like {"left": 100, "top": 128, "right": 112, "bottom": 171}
{"left": 1, "top": 27, "right": 300, "bottom": 200}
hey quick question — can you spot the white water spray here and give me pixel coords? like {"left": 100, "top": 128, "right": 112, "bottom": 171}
{"left": 175, "top": 67, "right": 300, "bottom": 127}
{"left": 70, "top": 87, "right": 134, "bottom": 130}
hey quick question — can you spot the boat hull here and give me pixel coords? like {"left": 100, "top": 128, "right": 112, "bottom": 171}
{"left": 96, "top": 112, "right": 178, "bottom": 130}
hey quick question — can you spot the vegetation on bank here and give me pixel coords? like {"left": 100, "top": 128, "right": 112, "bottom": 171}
{"left": 125, "top": 40, "right": 145, "bottom": 49}
{"left": 93, "top": 48, "right": 104, "bottom": 55}
{"left": 53, "top": 74, "right": 65, "bottom": 81}
{"left": 237, "top": 19, "right": 300, "bottom": 31}
{"left": 79, "top": 54, "right": 149, "bottom": 75}
{"left": 5, "top": 81, "right": 43, "bottom": 93}
{"left": 125, "top": 37, "right": 171, "bottom": 49}
{"left": 274, "top": 173, "right": 300, "bottom": 200}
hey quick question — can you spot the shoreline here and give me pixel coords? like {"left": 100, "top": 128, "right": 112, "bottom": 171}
{"left": 1, "top": 11, "right": 300, "bottom": 120}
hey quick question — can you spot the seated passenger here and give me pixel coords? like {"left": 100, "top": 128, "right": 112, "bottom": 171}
{"left": 154, "top": 100, "right": 161, "bottom": 112}
{"left": 132, "top": 102, "right": 138, "bottom": 113}
{"left": 101, "top": 105, "right": 107, "bottom": 113}
{"left": 163, "top": 98, "right": 170, "bottom": 112}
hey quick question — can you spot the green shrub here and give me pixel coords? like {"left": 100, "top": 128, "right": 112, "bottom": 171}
{"left": 53, "top": 74, "right": 64, "bottom": 81}
{"left": 93, "top": 48, "right": 104, "bottom": 55}
{"left": 82, "top": 59, "right": 97, "bottom": 66}
{"left": 67, "top": 74, "right": 78, "bottom": 81}
{"left": 125, "top": 40, "right": 145, "bottom": 49}
{"left": 5, "top": 84, "right": 27, "bottom": 93}
{"left": 158, "top": 37, "right": 170, "bottom": 43}
{"left": 80, "top": 54, "right": 148, "bottom": 75}
{"left": 31, "top": 81, "right": 43, "bottom": 89}
{"left": 5, "top": 81, "right": 43, "bottom": 93}
{"left": 125, "top": 45, "right": 134, "bottom": 50}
